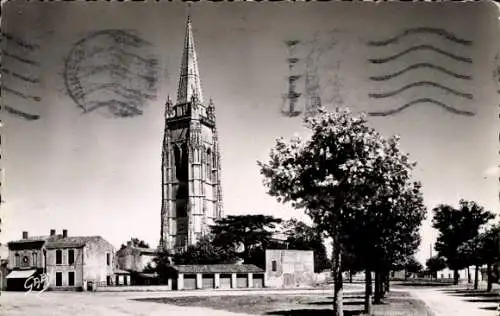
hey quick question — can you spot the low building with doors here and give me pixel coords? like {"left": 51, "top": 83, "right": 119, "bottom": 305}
{"left": 170, "top": 264, "right": 265, "bottom": 290}
{"left": 265, "top": 249, "right": 315, "bottom": 288}
{"left": 6, "top": 229, "right": 116, "bottom": 291}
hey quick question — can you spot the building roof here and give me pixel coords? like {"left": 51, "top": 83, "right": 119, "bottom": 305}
{"left": 8, "top": 235, "right": 109, "bottom": 250}
{"left": 173, "top": 264, "right": 264, "bottom": 274}
{"left": 117, "top": 245, "right": 157, "bottom": 256}
{"left": 114, "top": 269, "right": 130, "bottom": 274}
{"left": 45, "top": 236, "right": 105, "bottom": 249}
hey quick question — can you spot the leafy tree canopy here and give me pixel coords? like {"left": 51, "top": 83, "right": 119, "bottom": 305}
{"left": 173, "top": 235, "right": 238, "bottom": 265}
{"left": 259, "top": 107, "right": 425, "bottom": 272}
{"left": 404, "top": 256, "right": 423, "bottom": 274}
{"left": 120, "top": 237, "right": 151, "bottom": 250}
{"left": 425, "top": 256, "right": 446, "bottom": 274}
{"left": 432, "top": 200, "right": 495, "bottom": 270}
{"left": 211, "top": 214, "right": 282, "bottom": 259}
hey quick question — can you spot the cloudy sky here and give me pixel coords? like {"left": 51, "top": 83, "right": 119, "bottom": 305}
{"left": 2, "top": 1, "right": 499, "bottom": 264}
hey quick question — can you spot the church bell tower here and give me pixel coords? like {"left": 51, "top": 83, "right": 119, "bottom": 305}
{"left": 159, "top": 13, "right": 224, "bottom": 252}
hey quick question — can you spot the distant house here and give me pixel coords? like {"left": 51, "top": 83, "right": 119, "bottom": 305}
{"left": 6, "top": 229, "right": 117, "bottom": 291}
{"left": 436, "top": 267, "right": 484, "bottom": 282}
{"left": 170, "top": 264, "right": 265, "bottom": 290}
{"left": 116, "top": 242, "right": 157, "bottom": 285}
{"left": 265, "top": 249, "right": 315, "bottom": 288}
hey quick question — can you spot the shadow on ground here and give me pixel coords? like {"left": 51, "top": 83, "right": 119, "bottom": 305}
{"left": 306, "top": 300, "right": 364, "bottom": 306}
{"left": 480, "top": 306, "right": 498, "bottom": 311}
{"left": 464, "top": 298, "right": 500, "bottom": 303}
{"left": 266, "top": 309, "right": 364, "bottom": 316}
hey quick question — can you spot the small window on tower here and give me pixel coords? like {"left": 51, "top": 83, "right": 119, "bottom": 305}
{"left": 206, "top": 149, "right": 212, "bottom": 179}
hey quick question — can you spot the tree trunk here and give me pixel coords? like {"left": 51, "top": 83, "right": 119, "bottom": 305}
{"left": 467, "top": 267, "right": 472, "bottom": 284}
{"left": 474, "top": 265, "right": 479, "bottom": 290}
{"left": 374, "top": 272, "right": 382, "bottom": 304}
{"left": 364, "top": 269, "right": 372, "bottom": 314}
{"left": 453, "top": 269, "right": 459, "bottom": 285}
{"left": 404, "top": 268, "right": 408, "bottom": 280}
{"left": 349, "top": 271, "right": 353, "bottom": 283}
{"left": 487, "top": 264, "right": 493, "bottom": 292}
{"left": 384, "top": 271, "right": 390, "bottom": 293}
{"left": 332, "top": 240, "right": 343, "bottom": 316}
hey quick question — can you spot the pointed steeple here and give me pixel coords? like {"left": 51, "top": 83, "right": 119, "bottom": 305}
{"left": 176, "top": 12, "right": 204, "bottom": 105}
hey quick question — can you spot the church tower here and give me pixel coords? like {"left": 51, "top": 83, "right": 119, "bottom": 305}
{"left": 159, "top": 14, "right": 224, "bottom": 252}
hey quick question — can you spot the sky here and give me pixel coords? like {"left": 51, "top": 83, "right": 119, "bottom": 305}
{"left": 2, "top": 1, "right": 500, "bottom": 265}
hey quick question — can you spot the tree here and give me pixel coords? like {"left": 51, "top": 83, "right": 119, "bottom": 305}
{"left": 476, "top": 224, "right": 500, "bottom": 291}
{"left": 149, "top": 250, "right": 173, "bottom": 284}
{"left": 211, "top": 214, "right": 282, "bottom": 266}
{"left": 258, "top": 108, "right": 424, "bottom": 316}
{"left": 405, "top": 256, "right": 423, "bottom": 278}
{"left": 120, "top": 237, "right": 150, "bottom": 250}
{"left": 432, "top": 200, "right": 495, "bottom": 284}
{"left": 425, "top": 256, "right": 446, "bottom": 279}
{"left": 173, "top": 235, "right": 237, "bottom": 265}
{"left": 282, "top": 219, "right": 331, "bottom": 272}
{"left": 456, "top": 236, "right": 483, "bottom": 288}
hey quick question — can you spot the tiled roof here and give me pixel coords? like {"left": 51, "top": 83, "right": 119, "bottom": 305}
{"left": 117, "top": 246, "right": 157, "bottom": 256}
{"left": 45, "top": 236, "right": 104, "bottom": 249}
{"left": 8, "top": 235, "right": 112, "bottom": 250}
{"left": 173, "top": 264, "right": 264, "bottom": 274}
{"left": 8, "top": 236, "right": 48, "bottom": 244}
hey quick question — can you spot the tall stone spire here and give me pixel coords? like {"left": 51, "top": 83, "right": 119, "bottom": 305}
{"left": 176, "top": 13, "right": 204, "bottom": 104}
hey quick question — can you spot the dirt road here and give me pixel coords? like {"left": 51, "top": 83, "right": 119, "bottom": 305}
{"left": 409, "top": 287, "right": 498, "bottom": 316}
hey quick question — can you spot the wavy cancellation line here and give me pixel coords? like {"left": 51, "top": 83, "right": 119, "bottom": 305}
{"left": 369, "top": 45, "right": 472, "bottom": 64}
{"left": 368, "top": 98, "right": 475, "bottom": 117}
{"left": 367, "top": 27, "right": 473, "bottom": 47}
{"left": 0, "top": 32, "right": 40, "bottom": 51}
{"left": 369, "top": 63, "right": 472, "bottom": 81}
{"left": 368, "top": 81, "right": 473, "bottom": 100}
{"left": 3, "top": 86, "right": 41, "bottom": 102}
{"left": 3, "top": 104, "right": 40, "bottom": 121}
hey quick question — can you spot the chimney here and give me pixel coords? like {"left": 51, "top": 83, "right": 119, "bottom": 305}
{"left": 62, "top": 229, "right": 68, "bottom": 238}
{"left": 22, "top": 231, "right": 28, "bottom": 239}
{"left": 50, "top": 229, "right": 56, "bottom": 236}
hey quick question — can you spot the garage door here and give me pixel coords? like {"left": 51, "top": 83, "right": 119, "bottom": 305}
{"left": 183, "top": 274, "right": 196, "bottom": 290}
{"left": 236, "top": 274, "right": 248, "bottom": 288}
{"left": 220, "top": 274, "right": 232, "bottom": 289}
{"left": 202, "top": 274, "right": 214, "bottom": 289}
{"left": 253, "top": 274, "right": 264, "bottom": 288}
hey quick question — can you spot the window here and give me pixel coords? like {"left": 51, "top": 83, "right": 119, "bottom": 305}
{"left": 106, "top": 253, "right": 110, "bottom": 266}
{"left": 15, "top": 253, "right": 20, "bottom": 267}
{"left": 68, "top": 249, "right": 74, "bottom": 265}
{"left": 56, "top": 272, "right": 62, "bottom": 286}
{"left": 68, "top": 272, "right": 75, "bottom": 286}
{"left": 56, "top": 250, "right": 62, "bottom": 264}
{"left": 206, "top": 149, "right": 212, "bottom": 179}
{"left": 22, "top": 255, "right": 29, "bottom": 267}
{"left": 272, "top": 260, "right": 277, "bottom": 272}
{"left": 32, "top": 252, "right": 37, "bottom": 266}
